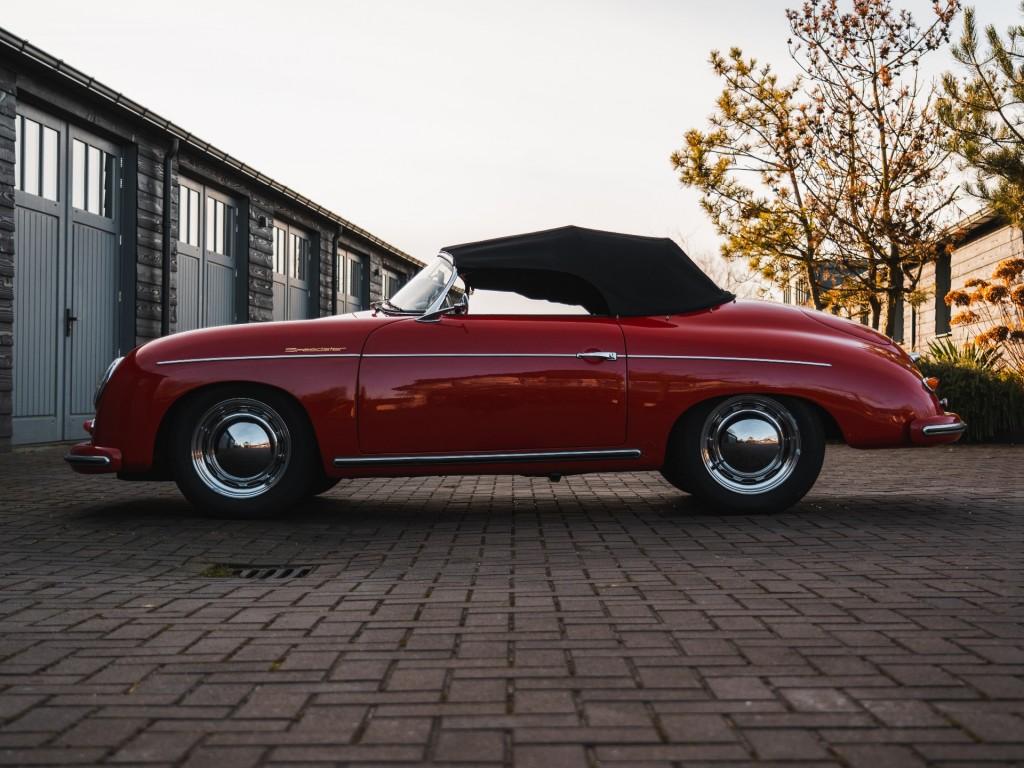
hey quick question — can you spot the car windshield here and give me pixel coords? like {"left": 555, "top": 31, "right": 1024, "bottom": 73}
{"left": 387, "top": 254, "right": 455, "bottom": 313}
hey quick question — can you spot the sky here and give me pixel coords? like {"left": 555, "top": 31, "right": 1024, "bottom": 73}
{"left": 4, "top": 0, "right": 1017, "bottom": 283}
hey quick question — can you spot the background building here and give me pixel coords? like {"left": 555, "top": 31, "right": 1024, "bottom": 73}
{"left": 775, "top": 211, "right": 1021, "bottom": 354}
{"left": 904, "top": 211, "right": 1019, "bottom": 355}
{"left": 0, "top": 27, "right": 421, "bottom": 448}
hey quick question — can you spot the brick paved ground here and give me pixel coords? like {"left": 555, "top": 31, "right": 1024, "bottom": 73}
{"left": 0, "top": 444, "right": 1021, "bottom": 767}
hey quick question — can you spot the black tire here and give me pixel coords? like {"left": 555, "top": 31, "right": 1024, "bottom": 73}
{"left": 662, "top": 395, "right": 824, "bottom": 513}
{"left": 172, "top": 386, "right": 318, "bottom": 518}
{"left": 306, "top": 476, "right": 341, "bottom": 498}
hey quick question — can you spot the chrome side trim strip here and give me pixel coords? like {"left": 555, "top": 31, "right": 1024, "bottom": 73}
{"left": 363, "top": 352, "right": 582, "bottom": 359}
{"left": 922, "top": 421, "right": 967, "bottom": 436}
{"left": 156, "top": 353, "right": 829, "bottom": 366}
{"left": 156, "top": 353, "right": 360, "bottom": 366}
{"left": 64, "top": 454, "right": 112, "bottom": 466}
{"left": 333, "top": 448, "right": 642, "bottom": 467}
{"left": 628, "top": 354, "right": 832, "bottom": 368}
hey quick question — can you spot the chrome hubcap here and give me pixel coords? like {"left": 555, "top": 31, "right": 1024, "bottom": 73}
{"left": 700, "top": 396, "right": 801, "bottom": 495}
{"left": 190, "top": 398, "right": 290, "bottom": 499}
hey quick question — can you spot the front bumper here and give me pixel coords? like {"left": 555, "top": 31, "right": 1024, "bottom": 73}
{"left": 910, "top": 413, "right": 967, "bottom": 445}
{"left": 65, "top": 421, "right": 122, "bottom": 473}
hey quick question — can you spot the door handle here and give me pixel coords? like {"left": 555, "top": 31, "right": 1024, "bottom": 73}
{"left": 65, "top": 308, "right": 78, "bottom": 337}
{"left": 576, "top": 351, "right": 617, "bottom": 361}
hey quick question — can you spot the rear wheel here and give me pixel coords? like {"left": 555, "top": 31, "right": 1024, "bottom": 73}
{"left": 172, "top": 388, "right": 317, "bottom": 518}
{"left": 662, "top": 395, "right": 824, "bottom": 513}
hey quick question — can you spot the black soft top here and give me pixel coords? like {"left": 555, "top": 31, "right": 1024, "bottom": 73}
{"left": 443, "top": 225, "right": 734, "bottom": 316}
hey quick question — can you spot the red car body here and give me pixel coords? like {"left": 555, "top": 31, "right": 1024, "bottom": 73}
{"left": 69, "top": 299, "right": 963, "bottom": 480}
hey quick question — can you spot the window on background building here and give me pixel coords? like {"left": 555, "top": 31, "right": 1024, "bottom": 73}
{"left": 71, "top": 139, "right": 115, "bottom": 217}
{"left": 794, "top": 280, "right": 810, "bottom": 305}
{"left": 272, "top": 226, "right": 287, "bottom": 275}
{"left": 782, "top": 279, "right": 809, "bottom": 306}
{"left": 382, "top": 268, "right": 403, "bottom": 300}
{"left": 290, "top": 232, "right": 309, "bottom": 281}
{"left": 337, "top": 248, "right": 366, "bottom": 312}
{"left": 178, "top": 183, "right": 202, "bottom": 247}
{"left": 205, "top": 197, "right": 234, "bottom": 256}
{"left": 14, "top": 114, "right": 59, "bottom": 203}
{"left": 934, "top": 251, "right": 952, "bottom": 336}
{"left": 349, "top": 254, "right": 365, "bottom": 304}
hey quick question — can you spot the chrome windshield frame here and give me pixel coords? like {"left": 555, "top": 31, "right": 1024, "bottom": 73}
{"left": 374, "top": 252, "right": 458, "bottom": 319}
{"left": 380, "top": 251, "right": 459, "bottom": 317}
{"left": 423, "top": 251, "right": 458, "bottom": 316}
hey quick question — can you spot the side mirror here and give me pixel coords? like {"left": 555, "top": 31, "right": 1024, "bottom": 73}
{"left": 416, "top": 293, "right": 469, "bottom": 323}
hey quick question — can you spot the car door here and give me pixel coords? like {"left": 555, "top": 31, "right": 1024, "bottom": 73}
{"left": 357, "top": 314, "right": 627, "bottom": 455}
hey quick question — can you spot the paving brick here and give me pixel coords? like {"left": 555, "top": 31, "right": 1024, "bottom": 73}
{"left": 744, "top": 728, "right": 829, "bottom": 760}
{"left": 110, "top": 731, "right": 201, "bottom": 762}
{"left": 434, "top": 729, "right": 504, "bottom": 762}
{"left": 234, "top": 688, "right": 308, "bottom": 719}
{"left": 659, "top": 713, "right": 739, "bottom": 742}
{"left": 180, "top": 746, "right": 265, "bottom": 768}
{"left": 515, "top": 744, "right": 588, "bottom": 768}
{"left": 56, "top": 717, "right": 147, "bottom": 747}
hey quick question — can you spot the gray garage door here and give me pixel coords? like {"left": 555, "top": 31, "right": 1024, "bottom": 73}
{"left": 177, "top": 178, "right": 237, "bottom": 331}
{"left": 271, "top": 222, "right": 312, "bottom": 321}
{"left": 12, "top": 105, "right": 122, "bottom": 445}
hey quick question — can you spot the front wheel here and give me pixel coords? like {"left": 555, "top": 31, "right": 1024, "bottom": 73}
{"left": 172, "top": 388, "right": 317, "bottom": 518}
{"left": 662, "top": 395, "right": 824, "bottom": 513}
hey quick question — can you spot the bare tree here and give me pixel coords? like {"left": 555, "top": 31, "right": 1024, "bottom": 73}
{"left": 787, "top": 0, "right": 960, "bottom": 334}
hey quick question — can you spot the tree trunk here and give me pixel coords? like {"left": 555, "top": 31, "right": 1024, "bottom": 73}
{"left": 868, "top": 295, "right": 882, "bottom": 330}
{"left": 883, "top": 244, "right": 904, "bottom": 340}
{"left": 804, "top": 261, "right": 825, "bottom": 311}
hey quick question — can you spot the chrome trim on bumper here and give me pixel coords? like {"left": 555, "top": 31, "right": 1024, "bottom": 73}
{"left": 63, "top": 454, "right": 112, "bottom": 467}
{"left": 333, "top": 448, "right": 642, "bottom": 467}
{"left": 921, "top": 421, "right": 967, "bottom": 436}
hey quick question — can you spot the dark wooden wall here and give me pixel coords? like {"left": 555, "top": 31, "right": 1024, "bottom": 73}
{"left": 0, "top": 64, "right": 14, "bottom": 448}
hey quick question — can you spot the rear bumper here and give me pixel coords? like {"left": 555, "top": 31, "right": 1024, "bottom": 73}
{"left": 65, "top": 442, "right": 122, "bottom": 474}
{"left": 910, "top": 413, "right": 967, "bottom": 445}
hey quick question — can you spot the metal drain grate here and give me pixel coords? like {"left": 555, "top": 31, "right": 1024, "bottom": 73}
{"left": 235, "top": 566, "right": 313, "bottom": 580}
{"left": 200, "top": 563, "right": 314, "bottom": 579}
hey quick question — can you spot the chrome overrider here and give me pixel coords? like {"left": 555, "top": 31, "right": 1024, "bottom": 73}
{"left": 921, "top": 421, "right": 967, "bottom": 436}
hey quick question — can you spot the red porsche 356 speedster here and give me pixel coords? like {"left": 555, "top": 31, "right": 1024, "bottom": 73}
{"left": 66, "top": 226, "right": 964, "bottom": 516}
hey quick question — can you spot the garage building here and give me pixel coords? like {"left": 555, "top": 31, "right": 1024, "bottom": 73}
{"left": 0, "top": 27, "right": 421, "bottom": 448}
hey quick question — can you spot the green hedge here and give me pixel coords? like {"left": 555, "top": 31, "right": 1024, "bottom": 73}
{"left": 918, "top": 360, "right": 1024, "bottom": 443}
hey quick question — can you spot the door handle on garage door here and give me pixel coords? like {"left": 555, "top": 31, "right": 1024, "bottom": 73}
{"left": 576, "top": 351, "right": 618, "bottom": 361}
{"left": 65, "top": 308, "right": 78, "bottom": 337}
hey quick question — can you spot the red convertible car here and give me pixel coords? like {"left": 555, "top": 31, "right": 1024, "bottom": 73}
{"left": 66, "top": 226, "right": 964, "bottom": 517}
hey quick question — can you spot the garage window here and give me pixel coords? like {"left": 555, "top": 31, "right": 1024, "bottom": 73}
{"left": 14, "top": 114, "right": 59, "bottom": 202}
{"left": 71, "top": 139, "right": 115, "bottom": 217}
{"left": 178, "top": 183, "right": 201, "bottom": 247}
{"left": 382, "top": 268, "right": 404, "bottom": 300}
{"left": 206, "top": 197, "right": 234, "bottom": 256}
{"left": 290, "top": 232, "right": 309, "bottom": 281}
{"left": 337, "top": 248, "right": 367, "bottom": 313}
{"left": 273, "top": 226, "right": 288, "bottom": 275}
